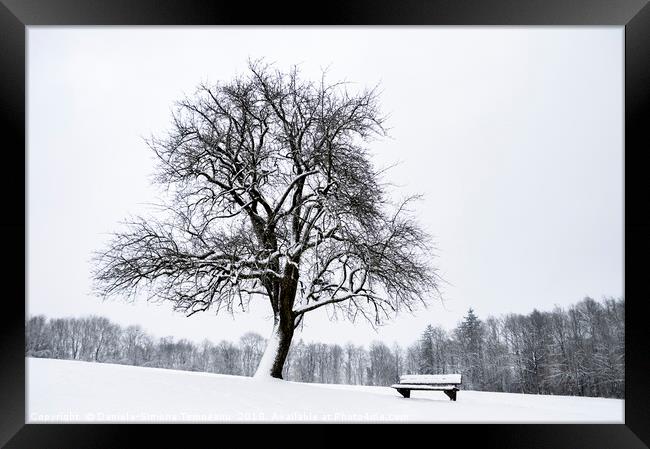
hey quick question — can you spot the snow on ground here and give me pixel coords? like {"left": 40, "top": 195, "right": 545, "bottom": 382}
{"left": 27, "top": 358, "right": 624, "bottom": 423}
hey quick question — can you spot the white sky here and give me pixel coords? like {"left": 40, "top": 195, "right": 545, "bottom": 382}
{"left": 27, "top": 27, "right": 623, "bottom": 347}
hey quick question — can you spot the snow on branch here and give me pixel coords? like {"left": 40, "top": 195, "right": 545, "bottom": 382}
{"left": 93, "top": 60, "right": 440, "bottom": 378}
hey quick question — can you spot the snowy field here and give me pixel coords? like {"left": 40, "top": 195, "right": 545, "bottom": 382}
{"left": 27, "top": 358, "right": 624, "bottom": 423}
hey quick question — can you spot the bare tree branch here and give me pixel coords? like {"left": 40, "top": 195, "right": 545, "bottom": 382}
{"left": 93, "top": 60, "right": 440, "bottom": 378}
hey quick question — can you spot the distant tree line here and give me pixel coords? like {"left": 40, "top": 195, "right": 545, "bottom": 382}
{"left": 26, "top": 296, "right": 623, "bottom": 398}
{"left": 409, "top": 296, "right": 624, "bottom": 399}
{"left": 25, "top": 315, "right": 267, "bottom": 377}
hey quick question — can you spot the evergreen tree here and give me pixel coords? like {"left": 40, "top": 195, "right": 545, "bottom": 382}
{"left": 456, "top": 308, "right": 485, "bottom": 389}
{"left": 418, "top": 325, "right": 435, "bottom": 374}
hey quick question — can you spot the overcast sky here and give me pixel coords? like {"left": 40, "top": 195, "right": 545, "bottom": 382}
{"left": 27, "top": 27, "right": 623, "bottom": 347}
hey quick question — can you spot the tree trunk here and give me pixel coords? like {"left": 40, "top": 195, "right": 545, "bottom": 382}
{"left": 254, "top": 313, "right": 294, "bottom": 379}
{"left": 254, "top": 262, "right": 299, "bottom": 379}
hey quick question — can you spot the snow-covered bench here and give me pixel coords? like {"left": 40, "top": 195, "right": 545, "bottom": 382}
{"left": 391, "top": 374, "right": 462, "bottom": 401}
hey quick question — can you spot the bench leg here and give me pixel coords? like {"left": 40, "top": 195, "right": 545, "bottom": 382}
{"left": 397, "top": 388, "right": 411, "bottom": 398}
{"left": 444, "top": 390, "right": 457, "bottom": 401}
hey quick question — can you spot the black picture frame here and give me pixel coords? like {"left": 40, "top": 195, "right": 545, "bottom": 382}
{"left": 1, "top": 0, "right": 648, "bottom": 447}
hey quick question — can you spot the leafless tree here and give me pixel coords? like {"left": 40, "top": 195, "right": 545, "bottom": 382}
{"left": 122, "top": 325, "right": 146, "bottom": 365}
{"left": 26, "top": 315, "right": 49, "bottom": 357}
{"left": 93, "top": 60, "right": 439, "bottom": 379}
{"left": 239, "top": 332, "right": 266, "bottom": 376}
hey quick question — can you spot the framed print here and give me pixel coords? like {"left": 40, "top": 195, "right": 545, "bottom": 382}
{"left": 1, "top": 0, "right": 648, "bottom": 447}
